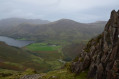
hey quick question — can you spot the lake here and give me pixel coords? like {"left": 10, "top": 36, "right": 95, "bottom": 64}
{"left": 0, "top": 36, "right": 34, "bottom": 47}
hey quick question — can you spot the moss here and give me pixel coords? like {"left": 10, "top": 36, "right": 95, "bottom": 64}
{"left": 76, "top": 70, "right": 89, "bottom": 79}
{"left": 79, "top": 57, "right": 84, "bottom": 62}
{"left": 23, "top": 68, "right": 37, "bottom": 75}
{"left": 95, "top": 34, "right": 102, "bottom": 43}
{"left": 73, "top": 56, "right": 79, "bottom": 62}
{"left": 84, "top": 39, "right": 93, "bottom": 53}
{"left": 64, "top": 62, "right": 72, "bottom": 71}
{"left": 84, "top": 34, "right": 103, "bottom": 53}
{"left": 84, "top": 48, "right": 90, "bottom": 53}
{"left": 73, "top": 57, "right": 84, "bottom": 62}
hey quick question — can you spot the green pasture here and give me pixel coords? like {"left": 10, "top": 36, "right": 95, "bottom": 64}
{"left": 25, "top": 43, "right": 61, "bottom": 51}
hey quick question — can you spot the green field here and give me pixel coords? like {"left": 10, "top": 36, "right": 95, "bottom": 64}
{"left": 16, "top": 38, "right": 28, "bottom": 40}
{"left": 23, "top": 42, "right": 64, "bottom": 72}
{"left": 25, "top": 43, "right": 61, "bottom": 51}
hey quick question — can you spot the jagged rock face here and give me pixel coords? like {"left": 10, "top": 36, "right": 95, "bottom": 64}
{"left": 71, "top": 10, "right": 119, "bottom": 79}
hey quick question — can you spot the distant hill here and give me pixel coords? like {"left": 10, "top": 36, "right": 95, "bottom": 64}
{"left": 0, "top": 18, "right": 106, "bottom": 42}
{"left": 0, "top": 18, "right": 50, "bottom": 31}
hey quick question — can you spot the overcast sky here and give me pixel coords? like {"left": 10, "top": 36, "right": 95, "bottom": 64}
{"left": 0, "top": 0, "right": 119, "bottom": 23}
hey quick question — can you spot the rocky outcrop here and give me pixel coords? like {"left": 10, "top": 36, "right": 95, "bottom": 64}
{"left": 20, "top": 74, "right": 42, "bottom": 79}
{"left": 71, "top": 10, "right": 119, "bottom": 79}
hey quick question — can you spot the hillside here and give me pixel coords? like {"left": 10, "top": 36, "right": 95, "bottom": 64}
{"left": 62, "top": 42, "right": 86, "bottom": 61}
{"left": 0, "top": 41, "right": 43, "bottom": 71}
{"left": 0, "top": 19, "right": 106, "bottom": 42}
{"left": 0, "top": 41, "right": 63, "bottom": 73}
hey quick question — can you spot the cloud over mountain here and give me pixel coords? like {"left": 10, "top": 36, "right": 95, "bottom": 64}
{"left": 0, "top": 0, "right": 119, "bottom": 22}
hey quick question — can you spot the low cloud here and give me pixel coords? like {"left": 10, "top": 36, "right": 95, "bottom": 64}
{"left": 0, "top": 0, "right": 119, "bottom": 22}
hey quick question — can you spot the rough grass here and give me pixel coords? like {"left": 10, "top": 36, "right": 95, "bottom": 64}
{"left": 31, "top": 51, "right": 64, "bottom": 72}
{"left": 41, "top": 69, "right": 88, "bottom": 79}
{"left": 33, "top": 51, "right": 62, "bottom": 60}
{"left": 0, "top": 68, "right": 20, "bottom": 79}
{"left": 0, "top": 68, "right": 18, "bottom": 74}
{"left": 0, "top": 68, "right": 37, "bottom": 79}
{"left": 0, "top": 66, "right": 88, "bottom": 79}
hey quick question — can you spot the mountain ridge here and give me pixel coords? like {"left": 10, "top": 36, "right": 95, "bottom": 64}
{"left": 0, "top": 18, "right": 107, "bottom": 42}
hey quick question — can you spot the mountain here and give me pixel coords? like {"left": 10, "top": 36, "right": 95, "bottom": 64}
{"left": 71, "top": 10, "right": 119, "bottom": 79}
{"left": 0, "top": 19, "right": 107, "bottom": 42}
{"left": 0, "top": 18, "right": 50, "bottom": 33}
{"left": 0, "top": 18, "right": 50, "bottom": 27}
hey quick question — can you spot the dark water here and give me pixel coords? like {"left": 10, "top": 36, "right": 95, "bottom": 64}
{"left": 0, "top": 36, "right": 34, "bottom": 47}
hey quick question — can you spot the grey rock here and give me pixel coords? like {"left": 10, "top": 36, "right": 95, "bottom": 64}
{"left": 71, "top": 10, "right": 119, "bottom": 79}
{"left": 20, "top": 74, "right": 41, "bottom": 79}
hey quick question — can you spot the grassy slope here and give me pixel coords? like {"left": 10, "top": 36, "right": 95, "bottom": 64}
{"left": 0, "top": 42, "right": 63, "bottom": 73}
{"left": 41, "top": 69, "right": 88, "bottom": 79}
{"left": 62, "top": 42, "right": 86, "bottom": 61}
{"left": 0, "top": 42, "right": 46, "bottom": 71}
{"left": 24, "top": 42, "right": 64, "bottom": 71}
{"left": 0, "top": 42, "right": 89, "bottom": 79}
{"left": 0, "top": 69, "right": 88, "bottom": 79}
{"left": 0, "top": 68, "right": 37, "bottom": 79}
{"left": 0, "top": 63, "right": 88, "bottom": 79}
{"left": 39, "top": 62, "right": 88, "bottom": 79}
